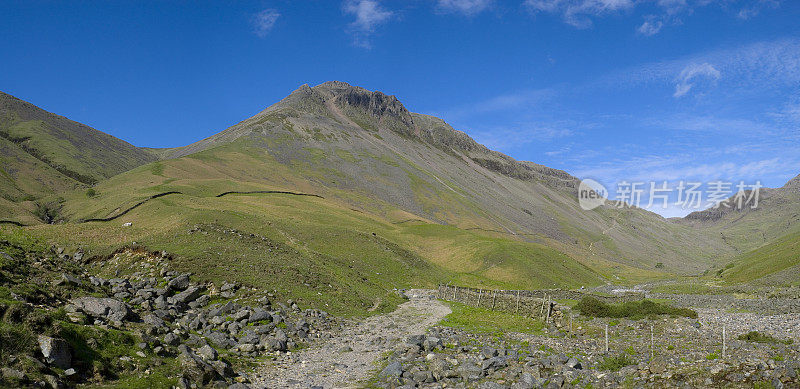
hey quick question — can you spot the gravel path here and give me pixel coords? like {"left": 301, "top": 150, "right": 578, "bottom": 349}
{"left": 252, "top": 289, "right": 451, "bottom": 388}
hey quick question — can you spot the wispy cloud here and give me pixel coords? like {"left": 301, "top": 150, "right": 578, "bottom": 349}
{"left": 436, "top": 0, "right": 494, "bottom": 16}
{"left": 673, "top": 63, "right": 720, "bottom": 97}
{"left": 470, "top": 121, "right": 576, "bottom": 150}
{"left": 637, "top": 19, "right": 663, "bottom": 36}
{"left": 737, "top": 0, "right": 780, "bottom": 20}
{"left": 525, "top": 0, "right": 781, "bottom": 33}
{"left": 251, "top": 9, "right": 280, "bottom": 38}
{"left": 594, "top": 38, "right": 800, "bottom": 97}
{"left": 432, "top": 88, "right": 554, "bottom": 121}
{"left": 524, "top": 0, "right": 635, "bottom": 28}
{"left": 343, "top": 0, "right": 394, "bottom": 48}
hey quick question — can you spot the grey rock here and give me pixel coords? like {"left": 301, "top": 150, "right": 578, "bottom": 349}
{"left": 208, "top": 301, "right": 236, "bottom": 318}
{"left": 248, "top": 308, "right": 270, "bottom": 323}
{"left": 422, "top": 336, "right": 443, "bottom": 351}
{"left": 143, "top": 313, "right": 166, "bottom": 328}
{"left": 168, "top": 274, "right": 190, "bottom": 291}
{"left": 207, "top": 332, "right": 234, "bottom": 349}
{"left": 380, "top": 361, "right": 403, "bottom": 377}
{"left": 482, "top": 356, "right": 507, "bottom": 372}
{"left": 37, "top": 335, "right": 71, "bottom": 369}
{"left": 57, "top": 273, "right": 81, "bottom": 286}
{"left": 262, "top": 337, "right": 287, "bottom": 352}
{"left": 566, "top": 357, "right": 582, "bottom": 370}
{"left": 197, "top": 344, "right": 218, "bottom": 361}
{"left": 163, "top": 333, "right": 180, "bottom": 346}
{"left": 458, "top": 360, "right": 484, "bottom": 381}
{"left": 1, "top": 367, "right": 25, "bottom": 380}
{"left": 44, "top": 374, "right": 64, "bottom": 389}
{"left": 71, "top": 297, "right": 130, "bottom": 322}
{"left": 481, "top": 347, "right": 499, "bottom": 359}
{"left": 171, "top": 286, "right": 203, "bottom": 304}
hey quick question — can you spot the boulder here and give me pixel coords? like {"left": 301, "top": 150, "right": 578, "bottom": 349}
{"left": 197, "top": 344, "right": 218, "bottom": 361}
{"left": 380, "top": 361, "right": 403, "bottom": 378}
{"left": 207, "top": 332, "right": 234, "bottom": 349}
{"left": 0, "top": 367, "right": 25, "bottom": 380}
{"left": 177, "top": 345, "right": 218, "bottom": 385}
{"left": 168, "top": 274, "right": 190, "bottom": 291}
{"left": 163, "top": 333, "right": 180, "bottom": 346}
{"left": 208, "top": 301, "right": 236, "bottom": 318}
{"left": 70, "top": 297, "right": 130, "bottom": 322}
{"left": 248, "top": 308, "right": 270, "bottom": 323}
{"left": 37, "top": 335, "right": 71, "bottom": 369}
{"left": 171, "top": 286, "right": 203, "bottom": 304}
{"left": 566, "top": 357, "right": 582, "bottom": 370}
{"left": 482, "top": 356, "right": 507, "bottom": 372}
{"left": 56, "top": 273, "right": 81, "bottom": 286}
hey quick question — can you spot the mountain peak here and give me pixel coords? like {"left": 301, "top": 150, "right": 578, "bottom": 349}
{"left": 310, "top": 81, "right": 414, "bottom": 129}
{"left": 784, "top": 173, "right": 800, "bottom": 189}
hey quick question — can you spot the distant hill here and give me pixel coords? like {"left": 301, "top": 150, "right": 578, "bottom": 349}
{"left": 678, "top": 174, "right": 800, "bottom": 284}
{"left": 0, "top": 91, "right": 156, "bottom": 203}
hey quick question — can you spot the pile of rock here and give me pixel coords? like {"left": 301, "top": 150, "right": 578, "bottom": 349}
{"left": 372, "top": 325, "right": 800, "bottom": 388}
{"left": 63, "top": 271, "right": 337, "bottom": 387}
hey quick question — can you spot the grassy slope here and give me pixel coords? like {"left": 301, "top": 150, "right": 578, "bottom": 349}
{"left": 720, "top": 230, "right": 800, "bottom": 285}
{"left": 16, "top": 143, "right": 605, "bottom": 315}
{"left": 0, "top": 91, "right": 156, "bottom": 208}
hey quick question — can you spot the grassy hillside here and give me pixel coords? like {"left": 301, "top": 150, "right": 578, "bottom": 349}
{"left": 0, "top": 91, "right": 156, "bottom": 210}
{"left": 719, "top": 230, "right": 800, "bottom": 286}
{"left": 17, "top": 152, "right": 603, "bottom": 315}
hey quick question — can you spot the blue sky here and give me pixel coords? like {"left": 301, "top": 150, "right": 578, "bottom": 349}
{"left": 1, "top": 0, "right": 798, "bottom": 217}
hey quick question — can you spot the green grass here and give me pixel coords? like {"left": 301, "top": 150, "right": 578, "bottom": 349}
{"left": 12, "top": 142, "right": 609, "bottom": 316}
{"left": 439, "top": 301, "right": 544, "bottom": 335}
{"left": 575, "top": 297, "right": 698, "bottom": 320}
{"left": 737, "top": 331, "right": 793, "bottom": 345}
{"left": 721, "top": 230, "right": 800, "bottom": 285}
{"left": 597, "top": 354, "right": 636, "bottom": 371}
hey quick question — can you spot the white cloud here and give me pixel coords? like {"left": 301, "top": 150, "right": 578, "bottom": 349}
{"left": 344, "top": 0, "right": 393, "bottom": 31}
{"left": 251, "top": 9, "right": 280, "bottom": 38}
{"left": 525, "top": 0, "right": 780, "bottom": 31}
{"left": 437, "top": 0, "right": 493, "bottom": 16}
{"left": 526, "top": 0, "right": 641, "bottom": 28}
{"left": 343, "top": 0, "right": 393, "bottom": 48}
{"left": 673, "top": 63, "right": 721, "bottom": 98}
{"left": 637, "top": 19, "right": 663, "bottom": 36}
{"left": 737, "top": 0, "right": 780, "bottom": 20}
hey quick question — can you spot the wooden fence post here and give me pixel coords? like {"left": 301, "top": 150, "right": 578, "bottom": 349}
{"left": 722, "top": 326, "right": 726, "bottom": 360}
{"left": 477, "top": 289, "right": 482, "bottom": 307}
{"left": 540, "top": 294, "right": 547, "bottom": 317}
{"left": 515, "top": 290, "right": 520, "bottom": 313}
{"left": 491, "top": 290, "right": 497, "bottom": 310}
{"left": 605, "top": 324, "right": 609, "bottom": 354}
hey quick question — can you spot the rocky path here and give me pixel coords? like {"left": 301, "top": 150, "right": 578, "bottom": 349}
{"left": 252, "top": 289, "right": 451, "bottom": 388}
